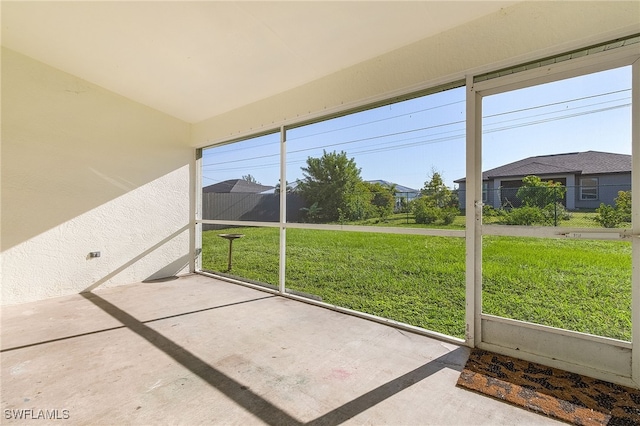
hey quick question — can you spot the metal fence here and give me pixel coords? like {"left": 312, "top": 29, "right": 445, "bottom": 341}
{"left": 471, "top": 184, "right": 632, "bottom": 228}
{"left": 203, "top": 184, "right": 632, "bottom": 229}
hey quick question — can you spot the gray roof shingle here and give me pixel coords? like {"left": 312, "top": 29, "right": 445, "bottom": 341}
{"left": 455, "top": 151, "right": 631, "bottom": 182}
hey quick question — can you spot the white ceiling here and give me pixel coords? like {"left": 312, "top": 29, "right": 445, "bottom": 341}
{"left": 2, "top": 1, "right": 518, "bottom": 123}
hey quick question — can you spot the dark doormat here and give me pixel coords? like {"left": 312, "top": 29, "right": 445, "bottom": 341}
{"left": 456, "top": 348, "right": 640, "bottom": 425}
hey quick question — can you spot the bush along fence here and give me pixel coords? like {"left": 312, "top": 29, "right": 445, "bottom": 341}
{"left": 202, "top": 183, "right": 631, "bottom": 229}
{"left": 474, "top": 181, "right": 632, "bottom": 228}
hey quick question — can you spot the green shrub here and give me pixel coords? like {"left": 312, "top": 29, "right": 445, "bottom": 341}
{"left": 414, "top": 205, "right": 441, "bottom": 224}
{"left": 483, "top": 205, "right": 497, "bottom": 217}
{"left": 593, "top": 191, "right": 632, "bottom": 228}
{"left": 504, "top": 206, "right": 545, "bottom": 226}
{"left": 441, "top": 208, "right": 458, "bottom": 225}
{"left": 541, "top": 202, "right": 571, "bottom": 225}
{"left": 343, "top": 191, "right": 375, "bottom": 221}
{"left": 594, "top": 203, "right": 620, "bottom": 228}
{"left": 411, "top": 197, "right": 459, "bottom": 225}
{"left": 300, "top": 202, "right": 323, "bottom": 223}
{"left": 615, "top": 190, "right": 631, "bottom": 223}
{"left": 483, "top": 205, "right": 508, "bottom": 218}
{"left": 498, "top": 203, "right": 569, "bottom": 226}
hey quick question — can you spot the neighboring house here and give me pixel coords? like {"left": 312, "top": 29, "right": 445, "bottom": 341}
{"left": 454, "top": 151, "right": 631, "bottom": 210}
{"left": 203, "top": 179, "right": 274, "bottom": 194}
{"left": 366, "top": 180, "right": 420, "bottom": 210}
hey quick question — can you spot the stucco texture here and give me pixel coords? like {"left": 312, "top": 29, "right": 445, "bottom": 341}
{"left": 1, "top": 48, "right": 192, "bottom": 305}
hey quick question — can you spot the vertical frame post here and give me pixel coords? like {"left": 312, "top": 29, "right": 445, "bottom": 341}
{"left": 465, "top": 75, "right": 482, "bottom": 347}
{"left": 193, "top": 148, "right": 203, "bottom": 272}
{"left": 631, "top": 57, "right": 639, "bottom": 387}
{"left": 279, "top": 126, "right": 287, "bottom": 294}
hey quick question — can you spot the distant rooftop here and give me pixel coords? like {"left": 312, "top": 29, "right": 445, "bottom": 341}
{"left": 203, "top": 179, "right": 274, "bottom": 193}
{"left": 455, "top": 151, "right": 631, "bottom": 182}
{"left": 366, "top": 180, "right": 419, "bottom": 193}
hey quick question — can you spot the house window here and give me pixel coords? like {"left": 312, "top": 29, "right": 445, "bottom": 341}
{"left": 580, "top": 177, "right": 599, "bottom": 200}
{"left": 482, "top": 182, "right": 488, "bottom": 203}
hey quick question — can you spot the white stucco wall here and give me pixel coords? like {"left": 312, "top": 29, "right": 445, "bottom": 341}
{"left": 1, "top": 48, "right": 193, "bottom": 305}
{"left": 192, "top": 1, "right": 640, "bottom": 146}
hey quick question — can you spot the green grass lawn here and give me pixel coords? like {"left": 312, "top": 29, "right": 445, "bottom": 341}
{"left": 483, "top": 236, "right": 631, "bottom": 340}
{"left": 202, "top": 225, "right": 632, "bottom": 341}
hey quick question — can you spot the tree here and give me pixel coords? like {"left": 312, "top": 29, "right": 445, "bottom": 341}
{"left": 296, "top": 150, "right": 363, "bottom": 222}
{"left": 516, "top": 175, "right": 565, "bottom": 208}
{"left": 242, "top": 174, "right": 260, "bottom": 184}
{"left": 342, "top": 180, "right": 374, "bottom": 221}
{"left": 365, "top": 181, "right": 396, "bottom": 220}
{"left": 421, "top": 171, "right": 456, "bottom": 208}
{"left": 510, "top": 175, "right": 568, "bottom": 226}
{"left": 413, "top": 171, "right": 459, "bottom": 225}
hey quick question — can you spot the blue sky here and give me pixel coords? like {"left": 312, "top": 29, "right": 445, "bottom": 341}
{"left": 202, "top": 65, "right": 631, "bottom": 190}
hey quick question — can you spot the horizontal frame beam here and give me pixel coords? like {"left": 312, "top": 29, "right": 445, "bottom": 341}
{"left": 197, "top": 219, "right": 465, "bottom": 238}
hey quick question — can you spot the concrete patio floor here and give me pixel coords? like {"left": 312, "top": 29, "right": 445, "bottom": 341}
{"left": 1, "top": 274, "right": 562, "bottom": 425}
